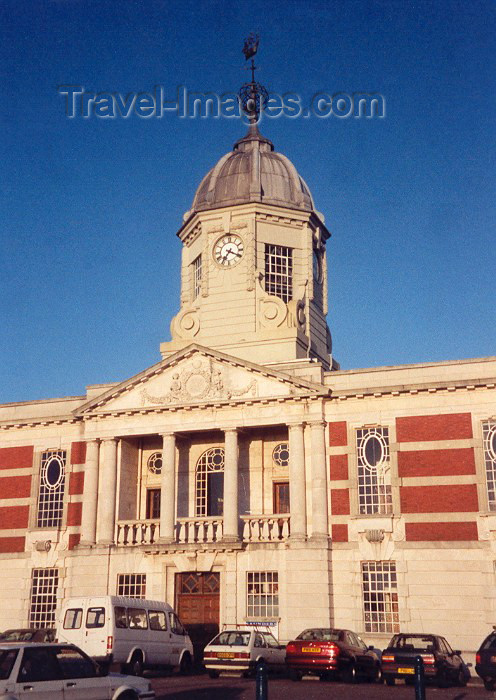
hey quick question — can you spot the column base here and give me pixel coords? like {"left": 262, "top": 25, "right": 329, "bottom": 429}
{"left": 78, "top": 540, "right": 96, "bottom": 548}
{"left": 222, "top": 535, "right": 240, "bottom": 544}
{"left": 158, "top": 537, "right": 175, "bottom": 545}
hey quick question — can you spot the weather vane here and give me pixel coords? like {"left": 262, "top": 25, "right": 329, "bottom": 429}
{"left": 239, "top": 33, "right": 268, "bottom": 123}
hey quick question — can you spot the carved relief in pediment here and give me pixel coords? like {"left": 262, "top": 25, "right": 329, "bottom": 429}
{"left": 140, "top": 357, "right": 257, "bottom": 406}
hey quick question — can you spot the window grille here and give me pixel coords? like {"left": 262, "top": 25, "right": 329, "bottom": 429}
{"left": 29, "top": 568, "right": 59, "bottom": 628}
{"left": 272, "top": 443, "right": 289, "bottom": 467}
{"left": 195, "top": 447, "right": 224, "bottom": 516}
{"left": 247, "top": 572, "right": 279, "bottom": 618}
{"left": 264, "top": 244, "right": 292, "bottom": 303}
{"left": 361, "top": 561, "right": 399, "bottom": 634}
{"left": 147, "top": 452, "right": 162, "bottom": 474}
{"left": 356, "top": 427, "right": 392, "bottom": 515}
{"left": 117, "top": 574, "right": 146, "bottom": 598}
{"left": 36, "top": 450, "right": 66, "bottom": 528}
{"left": 192, "top": 255, "right": 202, "bottom": 299}
{"left": 483, "top": 421, "right": 496, "bottom": 510}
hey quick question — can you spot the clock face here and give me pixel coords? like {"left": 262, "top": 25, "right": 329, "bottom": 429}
{"left": 213, "top": 234, "right": 245, "bottom": 267}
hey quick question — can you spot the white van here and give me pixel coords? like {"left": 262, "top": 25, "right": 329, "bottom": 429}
{"left": 56, "top": 595, "right": 194, "bottom": 675}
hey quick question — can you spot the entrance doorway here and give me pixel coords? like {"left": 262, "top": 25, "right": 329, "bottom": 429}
{"left": 175, "top": 572, "right": 220, "bottom": 665}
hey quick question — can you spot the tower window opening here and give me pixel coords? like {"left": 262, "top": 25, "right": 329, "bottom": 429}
{"left": 264, "top": 244, "right": 292, "bottom": 303}
{"left": 192, "top": 255, "right": 202, "bottom": 300}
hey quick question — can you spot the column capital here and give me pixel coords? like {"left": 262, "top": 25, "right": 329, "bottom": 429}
{"left": 83, "top": 437, "right": 101, "bottom": 444}
{"left": 287, "top": 420, "right": 305, "bottom": 430}
{"left": 221, "top": 426, "right": 239, "bottom": 434}
{"left": 100, "top": 437, "right": 119, "bottom": 444}
{"left": 308, "top": 420, "right": 326, "bottom": 429}
{"left": 160, "top": 431, "right": 176, "bottom": 439}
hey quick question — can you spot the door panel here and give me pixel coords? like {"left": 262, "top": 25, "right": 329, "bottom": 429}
{"left": 176, "top": 572, "right": 220, "bottom": 663}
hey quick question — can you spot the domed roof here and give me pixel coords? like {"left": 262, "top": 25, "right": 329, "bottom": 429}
{"left": 186, "top": 126, "right": 315, "bottom": 218}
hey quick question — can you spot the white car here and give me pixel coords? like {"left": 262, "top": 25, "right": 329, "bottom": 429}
{"left": 0, "top": 643, "right": 155, "bottom": 699}
{"left": 203, "top": 628, "right": 286, "bottom": 677}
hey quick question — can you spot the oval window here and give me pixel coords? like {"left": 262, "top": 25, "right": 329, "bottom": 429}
{"left": 45, "top": 457, "right": 62, "bottom": 488}
{"left": 490, "top": 429, "right": 496, "bottom": 461}
{"left": 363, "top": 435, "right": 384, "bottom": 468}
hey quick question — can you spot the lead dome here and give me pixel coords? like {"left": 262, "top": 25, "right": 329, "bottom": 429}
{"left": 185, "top": 125, "right": 316, "bottom": 220}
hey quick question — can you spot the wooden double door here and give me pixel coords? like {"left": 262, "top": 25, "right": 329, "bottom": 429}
{"left": 175, "top": 572, "right": 220, "bottom": 664}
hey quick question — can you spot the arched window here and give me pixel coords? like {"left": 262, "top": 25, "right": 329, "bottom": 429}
{"left": 196, "top": 447, "right": 224, "bottom": 516}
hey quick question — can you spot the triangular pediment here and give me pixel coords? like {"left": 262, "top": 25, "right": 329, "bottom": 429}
{"left": 74, "top": 344, "right": 328, "bottom": 416}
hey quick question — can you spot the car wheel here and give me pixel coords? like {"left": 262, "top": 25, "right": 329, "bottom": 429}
{"left": 385, "top": 676, "right": 395, "bottom": 686}
{"left": 208, "top": 670, "right": 220, "bottom": 679}
{"left": 118, "top": 693, "right": 139, "bottom": 700}
{"left": 128, "top": 652, "right": 144, "bottom": 677}
{"left": 484, "top": 679, "right": 496, "bottom": 691}
{"left": 374, "top": 663, "right": 383, "bottom": 683}
{"left": 456, "top": 668, "right": 467, "bottom": 687}
{"left": 179, "top": 652, "right": 192, "bottom": 676}
{"left": 289, "top": 669, "right": 302, "bottom": 681}
{"left": 343, "top": 663, "right": 357, "bottom": 684}
{"left": 405, "top": 677, "right": 415, "bottom": 686}
{"left": 437, "top": 671, "right": 449, "bottom": 689}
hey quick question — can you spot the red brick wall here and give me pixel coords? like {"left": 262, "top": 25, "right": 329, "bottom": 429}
{"left": 331, "top": 524, "right": 348, "bottom": 542}
{"left": 0, "top": 446, "right": 33, "bottom": 470}
{"left": 329, "top": 421, "right": 348, "bottom": 446}
{"left": 0, "top": 505, "right": 29, "bottom": 529}
{"left": 0, "top": 536, "right": 25, "bottom": 553}
{"left": 71, "top": 442, "right": 86, "bottom": 465}
{"left": 68, "top": 534, "right": 81, "bottom": 550}
{"left": 398, "top": 448, "right": 476, "bottom": 477}
{"left": 69, "top": 472, "right": 84, "bottom": 495}
{"left": 67, "top": 502, "right": 82, "bottom": 526}
{"left": 400, "top": 484, "right": 479, "bottom": 513}
{"left": 0, "top": 475, "right": 31, "bottom": 499}
{"left": 396, "top": 413, "right": 473, "bottom": 442}
{"left": 330, "top": 454, "right": 348, "bottom": 480}
{"left": 331, "top": 488, "right": 350, "bottom": 515}
{"left": 405, "top": 521, "right": 478, "bottom": 541}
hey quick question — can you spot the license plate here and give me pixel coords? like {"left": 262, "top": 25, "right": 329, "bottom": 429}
{"left": 398, "top": 667, "right": 415, "bottom": 674}
{"left": 217, "top": 652, "right": 235, "bottom": 659}
{"left": 302, "top": 647, "right": 320, "bottom": 653}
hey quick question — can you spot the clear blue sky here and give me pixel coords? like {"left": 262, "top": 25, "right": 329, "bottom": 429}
{"left": 1, "top": 0, "right": 495, "bottom": 404}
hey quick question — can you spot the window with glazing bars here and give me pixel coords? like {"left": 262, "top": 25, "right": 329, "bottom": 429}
{"left": 36, "top": 450, "right": 66, "bottom": 528}
{"left": 29, "top": 568, "right": 59, "bottom": 628}
{"left": 361, "top": 561, "right": 399, "bottom": 634}
{"left": 483, "top": 421, "right": 496, "bottom": 510}
{"left": 192, "top": 255, "right": 202, "bottom": 299}
{"left": 356, "top": 427, "right": 392, "bottom": 515}
{"left": 195, "top": 447, "right": 224, "bottom": 516}
{"left": 264, "top": 244, "right": 292, "bottom": 303}
{"left": 117, "top": 574, "right": 146, "bottom": 598}
{"left": 247, "top": 572, "right": 279, "bottom": 618}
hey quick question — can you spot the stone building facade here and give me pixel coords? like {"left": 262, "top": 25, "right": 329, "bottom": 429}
{"left": 0, "top": 125, "right": 495, "bottom": 658}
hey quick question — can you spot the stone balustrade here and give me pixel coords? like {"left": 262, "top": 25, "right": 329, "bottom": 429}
{"left": 241, "top": 514, "right": 290, "bottom": 542}
{"left": 116, "top": 519, "right": 159, "bottom": 546}
{"left": 115, "top": 514, "right": 290, "bottom": 547}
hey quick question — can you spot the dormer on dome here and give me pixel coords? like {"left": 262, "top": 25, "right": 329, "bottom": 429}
{"left": 184, "top": 125, "right": 315, "bottom": 221}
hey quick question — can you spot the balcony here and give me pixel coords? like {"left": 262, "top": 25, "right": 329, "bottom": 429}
{"left": 115, "top": 514, "right": 290, "bottom": 547}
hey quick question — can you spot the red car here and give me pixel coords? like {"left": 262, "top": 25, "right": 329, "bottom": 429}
{"left": 285, "top": 628, "right": 381, "bottom": 682}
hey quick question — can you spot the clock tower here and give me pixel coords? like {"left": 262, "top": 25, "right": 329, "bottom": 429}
{"left": 161, "top": 45, "right": 335, "bottom": 370}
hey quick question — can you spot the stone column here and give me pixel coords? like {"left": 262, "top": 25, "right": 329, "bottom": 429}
{"left": 159, "top": 433, "right": 176, "bottom": 542}
{"left": 310, "top": 421, "right": 329, "bottom": 539}
{"left": 223, "top": 428, "right": 239, "bottom": 542}
{"left": 80, "top": 439, "right": 100, "bottom": 546}
{"left": 288, "top": 423, "right": 307, "bottom": 540}
{"left": 97, "top": 438, "right": 118, "bottom": 544}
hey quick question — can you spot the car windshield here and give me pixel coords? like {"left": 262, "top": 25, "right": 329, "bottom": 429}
{"left": 1, "top": 630, "right": 35, "bottom": 642}
{"left": 0, "top": 649, "right": 18, "bottom": 679}
{"left": 482, "top": 635, "right": 496, "bottom": 650}
{"left": 296, "top": 629, "right": 341, "bottom": 642}
{"left": 389, "top": 635, "right": 436, "bottom": 651}
{"left": 210, "top": 631, "right": 251, "bottom": 647}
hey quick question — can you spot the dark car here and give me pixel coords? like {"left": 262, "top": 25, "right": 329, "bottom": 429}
{"left": 0, "top": 628, "right": 55, "bottom": 643}
{"left": 381, "top": 633, "right": 470, "bottom": 687}
{"left": 285, "top": 628, "right": 381, "bottom": 682}
{"left": 475, "top": 628, "right": 496, "bottom": 690}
